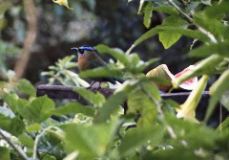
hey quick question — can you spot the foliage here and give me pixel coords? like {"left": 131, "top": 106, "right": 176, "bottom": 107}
{"left": 0, "top": 0, "right": 228, "bottom": 160}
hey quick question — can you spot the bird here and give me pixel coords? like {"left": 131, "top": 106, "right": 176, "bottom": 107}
{"left": 71, "top": 45, "right": 118, "bottom": 88}
{"left": 71, "top": 45, "right": 107, "bottom": 71}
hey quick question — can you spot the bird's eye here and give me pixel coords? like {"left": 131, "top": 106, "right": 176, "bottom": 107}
{"left": 78, "top": 49, "right": 84, "bottom": 54}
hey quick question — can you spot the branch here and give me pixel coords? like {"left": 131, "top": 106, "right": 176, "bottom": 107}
{"left": 33, "top": 126, "right": 61, "bottom": 160}
{"left": 14, "top": 0, "right": 38, "bottom": 80}
{"left": 168, "top": 0, "right": 218, "bottom": 43}
{"left": 0, "top": 129, "right": 30, "bottom": 160}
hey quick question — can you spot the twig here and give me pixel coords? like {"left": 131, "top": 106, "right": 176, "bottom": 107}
{"left": 14, "top": 0, "right": 38, "bottom": 80}
{"left": 167, "top": 0, "right": 218, "bottom": 43}
{"left": 0, "top": 129, "right": 30, "bottom": 160}
{"left": 33, "top": 126, "right": 63, "bottom": 160}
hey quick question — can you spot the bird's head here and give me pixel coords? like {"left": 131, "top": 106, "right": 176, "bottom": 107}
{"left": 71, "top": 45, "right": 96, "bottom": 57}
{"left": 71, "top": 45, "right": 97, "bottom": 71}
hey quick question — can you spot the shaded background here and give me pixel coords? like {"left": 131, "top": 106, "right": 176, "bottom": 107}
{"left": 0, "top": 0, "right": 194, "bottom": 83}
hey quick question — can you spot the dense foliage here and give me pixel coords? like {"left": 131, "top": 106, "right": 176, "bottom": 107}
{"left": 0, "top": 0, "right": 229, "bottom": 160}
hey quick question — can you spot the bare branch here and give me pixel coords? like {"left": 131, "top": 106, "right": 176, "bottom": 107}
{"left": 14, "top": 0, "right": 38, "bottom": 80}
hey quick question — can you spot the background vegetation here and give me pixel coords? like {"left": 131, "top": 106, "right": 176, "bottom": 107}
{"left": 0, "top": 0, "right": 228, "bottom": 160}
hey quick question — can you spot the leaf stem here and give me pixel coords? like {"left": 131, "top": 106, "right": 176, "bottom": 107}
{"left": 33, "top": 126, "right": 59, "bottom": 160}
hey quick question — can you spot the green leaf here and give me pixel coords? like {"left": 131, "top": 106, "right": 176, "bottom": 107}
{"left": 204, "top": 1, "right": 229, "bottom": 18}
{"left": 159, "top": 16, "right": 186, "bottom": 49}
{"left": 194, "top": 13, "right": 225, "bottom": 39}
{"left": 63, "top": 122, "right": 117, "bottom": 158}
{"left": 94, "top": 91, "right": 127, "bottom": 123}
{"left": 22, "top": 96, "right": 55, "bottom": 123}
{"left": 127, "top": 82, "right": 160, "bottom": 127}
{"left": 94, "top": 81, "right": 137, "bottom": 123}
{"left": 96, "top": 44, "right": 129, "bottom": 67}
{"left": 127, "top": 26, "right": 209, "bottom": 53}
{"left": 205, "top": 70, "right": 229, "bottom": 122}
{"left": 54, "top": 102, "right": 94, "bottom": 117}
{"left": 18, "top": 133, "right": 34, "bottom": 148}
{"left": 0, "top": 147, "right": 10, "bottom": 160}
{"left": 17, "top": 79, "right": 36, "bottom": 96}
{"left": 153, "top": 5, "right": 178, "bottom": 15}
{"left": 0, "top": 114, "right": 25, "bottom": 136}
{"left": 79, "top": 66, "right": 123, "bottom": 79}
{"left": 143, "top": 2, "right": 153, "bottom": 28}
{"left": 159, "top": 31, "right": 181, "bottom": 49}
{"left": 119, "top": 125, "right": 164, "bottom": 157}
{"left": 190, "top": 42, "right": 229, "bottom": 57}
{"left": 74, "top": 88, "right": 105, "bottom": 107}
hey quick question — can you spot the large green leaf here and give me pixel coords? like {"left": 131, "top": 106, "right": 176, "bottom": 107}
{"left": 159, "top": 31, "right": 181, "bottom": 49}
{"left": 119, "top": 125, "right": 164, "bottom": 157}
{"left": 18, "top": 133, "right": 34, "bottom": 148}
{"left": 159, "top": 16, "right": 186, "bottom": 49}
{"left": 74, "top": 88, "right": 105, "bottom": 107}
{"left": 21, "top": 96, "right": 55, "bottom": 123}
{"left": 54, "top": 102, "right": 94, "bottom": 117}
{"left": 17, "top": 79, "right": 36, "bottom": 97}
{"left": 0, "top": 114, "right": 25, "bottom": 136}
{"left": 205, "top": 70, "right": 229, "bottom": 122}
{"left": 63, "top": 122, "right": 117, "bottom": 158}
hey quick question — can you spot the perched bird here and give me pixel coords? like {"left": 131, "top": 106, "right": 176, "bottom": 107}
{"left": 71, "top": 45, "right": 117, "bottom": 87}
{"left": 71, "top": 45, "right": 106, "bottom": 71}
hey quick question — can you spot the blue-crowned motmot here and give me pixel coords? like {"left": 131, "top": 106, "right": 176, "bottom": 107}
{"left": 71, "top": 45, "right": 106, "bottom": 71}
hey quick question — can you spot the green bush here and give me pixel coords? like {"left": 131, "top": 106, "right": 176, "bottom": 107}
{"left": 0, "top": 0, "right": 228, "bottom": 160}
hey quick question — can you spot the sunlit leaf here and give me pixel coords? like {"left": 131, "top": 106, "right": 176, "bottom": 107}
{"left": 17, "top": 79, "right": 36, "bottom": 97}
{"left": 52, "top": 0, "right": 71, "bottom": 9}
{"left": 22, "top": 96, "right": 55, "bottom": 123}
{"left": 143, "top": 2, "right": 153, "bottom": 28}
